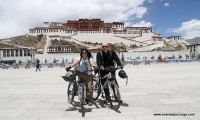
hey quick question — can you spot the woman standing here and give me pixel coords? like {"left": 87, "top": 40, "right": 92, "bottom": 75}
{"left": 65, "top": 48, "right": 97, "bottom": 105}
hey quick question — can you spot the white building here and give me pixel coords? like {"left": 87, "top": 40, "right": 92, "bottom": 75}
{"left": 0, "top": 48, "right": 36, "bottom": 63}
{"left": 28, "top": 19, "right": 154, "bottom": 45}
{"left": 188, "top": 43, "right": 200, "bottom": 58}
{"left": 167, "top": 36, "right": 183, "bottom": 43}
{"left": 47, "top": 45, "right": 72, "bottom": 54}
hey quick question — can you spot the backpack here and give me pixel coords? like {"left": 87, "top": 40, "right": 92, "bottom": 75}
{"left": 78, "top": 57, "right": 91, "bottom": 66}
{"left": 100, "top": 50, "right": 115, "bottom": 66}
{"left": 100, "top": 49, "right": 112, "bottom": 59}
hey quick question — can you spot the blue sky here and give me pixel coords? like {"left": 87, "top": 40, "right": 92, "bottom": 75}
{"left": 0, "top": 0, "right": 200, "bottom": 39}
{"left": 141, "top": 0, "right": 200, "bottom": 38}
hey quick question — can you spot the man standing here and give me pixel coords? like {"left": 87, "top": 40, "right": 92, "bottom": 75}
{"left": 96, "top": 42, "right": 122, "bottom": 102}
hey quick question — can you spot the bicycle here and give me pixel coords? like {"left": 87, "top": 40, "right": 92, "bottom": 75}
{"left": 93, "top": 66, "right": 121, "bottom": 110}
{"left": 62, "top": 69, "right": 93, "bottom": 117}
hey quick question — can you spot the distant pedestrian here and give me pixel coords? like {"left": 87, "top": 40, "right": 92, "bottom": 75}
{"left": 36, "top": 59, "right": 41, "bottom": 71}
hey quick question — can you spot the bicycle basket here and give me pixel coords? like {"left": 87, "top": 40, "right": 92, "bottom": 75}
{"left": 75, "top": 66, "right": 88, "bottom": 74}
{"left": 61, "top": 74, "right": 75, "bottom": 82}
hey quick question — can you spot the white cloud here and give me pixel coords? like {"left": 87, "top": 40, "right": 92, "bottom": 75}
{"left": 167, "top": 19, "right": 200, "bottom": 39}
{"left": 131, "top": 21, "right": 153, "bottom": 27}
{"left": 164, "top": 3, "right": 170, "bottom": 7}
{"left": 0, "top": 0, "right": 147, "bottom": 39}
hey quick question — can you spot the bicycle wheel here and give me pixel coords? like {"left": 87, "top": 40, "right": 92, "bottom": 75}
{"left": 79, "top": 85, "right": 85, "bottom": 117}
{"left": 108, "top": 82, "right": 121, "bottom": 110}
{"left": 67, "top": 82, "right": 75, "bottom": 103}
{"left": 92, "top": 78, "right": 101, "bottom": 100}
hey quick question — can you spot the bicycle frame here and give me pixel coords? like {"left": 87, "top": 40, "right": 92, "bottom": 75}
{"left": 101, "top": 72, "right": 116, "bottom": 91}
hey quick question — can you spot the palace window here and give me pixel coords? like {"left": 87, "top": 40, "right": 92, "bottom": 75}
{"left": 7, "top": 50, "right": 10, "bottom": 57}
{"left": 28, "top": 50, "right": 31, "bottom": 56}
{"left": 48, "top": 47, "right": 55, "bottom": 52}
{"left": 24, "top": 49, "right": 28, "bottom": 56}
{"left": 20, "top": 50, "right": 23, "bottom": 56}
{"left": 11, "top": 50, "right": 14, "bottom": 57}
{"left": 15, "top": 50, "right": 18, "bottom": 57}
{"left": 3, "top": 50, "right": 6, "bottom": 57}
{"left": 57, "top": 46, "right": 61, "bottom": 51}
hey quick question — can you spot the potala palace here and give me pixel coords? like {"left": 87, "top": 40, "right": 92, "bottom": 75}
{"left": 1, "top": 18, "right": 194, "bottom": 64}
{"left": 28, "top": 18, "right": 187, "bottom": 54}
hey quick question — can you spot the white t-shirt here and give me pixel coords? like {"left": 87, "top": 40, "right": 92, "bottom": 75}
{"left": 77, "top": 57, "right": 92, "bottom": 75}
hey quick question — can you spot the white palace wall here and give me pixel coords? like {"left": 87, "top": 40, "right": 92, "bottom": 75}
{"left": 35, "top": 51, "right": 189, "bottom": 64}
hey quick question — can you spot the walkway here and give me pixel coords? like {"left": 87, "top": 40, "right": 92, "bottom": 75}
{"left": 0, "top": 63, "right": 200, "bottom": 120}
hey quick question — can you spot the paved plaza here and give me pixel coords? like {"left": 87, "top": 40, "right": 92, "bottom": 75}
{"left": 0, "top": 62, "right": 200, "bottom": 120}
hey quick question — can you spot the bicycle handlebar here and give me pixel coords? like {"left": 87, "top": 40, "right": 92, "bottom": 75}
{"left": 66, "top": 69, "right": 95, "bottom": 74}
{"left": 99, "top": 66, "right": 118, "bottom": 72}
{"left": 104, "top": 67, "right": 117, "bottom": 72}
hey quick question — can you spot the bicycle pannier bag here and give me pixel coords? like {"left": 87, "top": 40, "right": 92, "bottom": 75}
{"left": 75, "top": 66, "right": 88, "bottom": 74}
